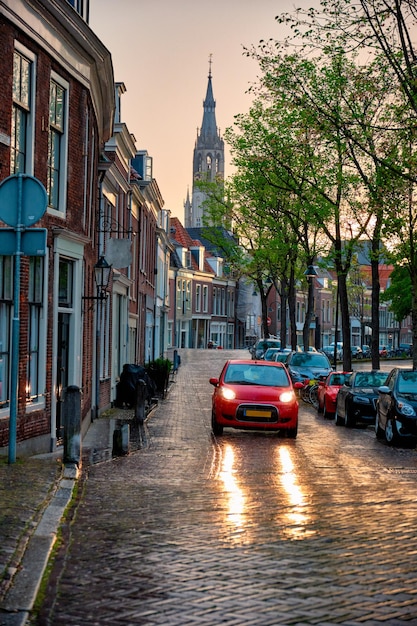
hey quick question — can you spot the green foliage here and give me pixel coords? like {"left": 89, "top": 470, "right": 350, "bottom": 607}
{"left": 145, "top": 358, "right": 172, "bottom": 394}
{"left": 381, "top": 265, "right": 412, "bottom": 322}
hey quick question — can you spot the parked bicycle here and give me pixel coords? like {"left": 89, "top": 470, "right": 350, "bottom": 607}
{"left": 299, "top": 376, "right": 324, "bottom": 410}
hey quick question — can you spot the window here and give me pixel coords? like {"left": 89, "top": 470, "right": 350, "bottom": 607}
{"left": 203, "top": 285, "right": 208, "bottom": 312}
{"left": 27, "top": 257, "right": 44, "bottom": 402}
{"left": 0, "top": 257, "right": 13, "bottom": 408}
{"left": 11, "top": 48, "right": 35, "bottom": 174}
{"left": 47, "top": 75, "right": 68, "bottom": 212}
{"left": 177, "top": 279, "right": 181, "bottom": 310}
{"left": 58, "top": 259, "right": 73, "bottom": 307}
{"left": 186, "top": 280, "right": 191, "bottom": 311}
{"left": 65, "top": 0, "right": 87, "bottom": 19}
{"left": 196, "top": 284, "right": 201, "bottom": 312}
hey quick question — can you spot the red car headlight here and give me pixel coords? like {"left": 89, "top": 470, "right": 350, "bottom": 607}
{"left": 279, "top": 390, "right": 296, "bottom": 403}
{"left": 220, "top": 387, "right": 236, "bottom": 400}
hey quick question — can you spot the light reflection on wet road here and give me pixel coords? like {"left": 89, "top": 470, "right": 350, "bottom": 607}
{"left": 38, "top": 350, "right": 417, "bottom": 625}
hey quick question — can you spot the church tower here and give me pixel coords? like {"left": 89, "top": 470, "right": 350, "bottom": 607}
{"left": 184, "top": 58, "right": 225, "bottom": 228}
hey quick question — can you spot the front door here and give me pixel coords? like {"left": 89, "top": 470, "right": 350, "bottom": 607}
{"left": 56, "top": 312, "right": 70, "bottom": 442}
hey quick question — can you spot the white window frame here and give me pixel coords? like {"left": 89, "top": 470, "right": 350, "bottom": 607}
{"left": 11, "top": 42, "right": 36, "bottom": 176}
{"left": 26, "top": 256, "right": 47, "bottom": 411}
{"left": 47, "top": 71, "right": 69, "bottom": 216}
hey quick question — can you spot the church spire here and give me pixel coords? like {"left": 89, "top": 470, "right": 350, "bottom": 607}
{"left": 200, "top": 54, "right": 217, "bottom": 140}
{"left": 187, "top": 57, "right": 225, "bottom": 228}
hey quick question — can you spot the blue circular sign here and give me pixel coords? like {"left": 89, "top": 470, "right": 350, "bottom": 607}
{"left": 0, "top": 174, "right": 47, "bottom": 227}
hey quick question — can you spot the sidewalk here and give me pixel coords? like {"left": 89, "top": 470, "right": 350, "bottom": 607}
{"left": 0, "top": 404, "right": 155, "bottom": 626}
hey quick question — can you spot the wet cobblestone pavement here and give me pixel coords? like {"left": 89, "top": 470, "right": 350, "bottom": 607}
{"left": 0, "top": 457, "right": 63, "bottom": 604}
{"left": 35, "top": 350, "right": 417, "bottom": 625}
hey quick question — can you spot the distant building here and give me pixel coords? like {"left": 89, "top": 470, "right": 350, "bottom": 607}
{"left": 184, "top": 60, "right": 225, "bottom": 228}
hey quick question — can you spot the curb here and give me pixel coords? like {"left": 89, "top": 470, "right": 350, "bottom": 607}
{"left": 0, "top": 465, "right": 79, "bottom": 626}
{"left": 0, "top": 397, "right": 163, "bottom": 625}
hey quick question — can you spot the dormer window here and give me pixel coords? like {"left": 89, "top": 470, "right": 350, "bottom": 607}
{"left": 65, "top": 0, "right": 89, "bottom": 21}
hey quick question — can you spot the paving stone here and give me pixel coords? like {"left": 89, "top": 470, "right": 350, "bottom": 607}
{"left": 31, "top": 349, "right": 417, "bottom": 625}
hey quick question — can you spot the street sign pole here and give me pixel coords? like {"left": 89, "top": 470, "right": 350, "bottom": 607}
{"left": 0, "top": 173, "right": 47, "bottom": 464}
{"left": 8, "top": 179, "right": 23, "bottom": 464}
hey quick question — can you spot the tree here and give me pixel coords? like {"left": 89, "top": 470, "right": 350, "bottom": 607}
{"left": 381, "top": 264, "right": 412, "bottom": 322}
{"left": 274, "top": 0, "right": 417, "bottom": 367}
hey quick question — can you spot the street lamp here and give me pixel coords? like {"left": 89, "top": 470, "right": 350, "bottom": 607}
{"left": 83, "top": 256, "right": 112, "bottom": 302}
{"left": 304, "top": 265, "right": 318, "bottom": 279}
{"left": 303, "top": 265, "right": 318, "bottom": 350}
{"left": 94, "top": 256, "right": 112, "bottom": 297}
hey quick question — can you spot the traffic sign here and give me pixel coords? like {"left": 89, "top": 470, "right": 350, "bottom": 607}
{"left": 0, "top": 228, "right": 47, "bottom": 256}
{"left": 0, "top": 174, "right": 47, "bottom": 227}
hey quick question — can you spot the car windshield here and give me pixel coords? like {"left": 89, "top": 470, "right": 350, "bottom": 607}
{"left": 257, "top": 340, "right": 280, "bottom": 351}
{"left": 354, "top": 372, "right": 387, "bottom": 387}
{"left": 397, "top": 371, "right": 417, "bottom": 394}
{"left": 224, "top": 364, "right": 290, "bottom": 387}
{"left": 264, "top": 348, "right": 280, "bottom": 360}
{"left": 329, "top": 373, "right": 349, "bottom": 386}
{"left": 274, "top": 353, "right": 288, "bottom": 363}
{"left": 290, "top": 353, "right": 329, "bottom": 368}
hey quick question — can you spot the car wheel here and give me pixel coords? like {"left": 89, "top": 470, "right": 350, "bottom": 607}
{"left": 385, "top": 417, "right": 399, "bottom": 446}
{"left": 211, "top": 411, "right": 223, "bottom": 436}
{"left": 344, "top": 402, "right": 356, "bottom": 428}
{"left": 335, "top": 408, "right": 344, "bottom": 426}
{"left": 375, "top": 414, "right": 384, "bottom": 439}
{"left": 286, "top": 424, "right": 298, "bottom": 438}
{"left": 323, "top": 404, "right": 333, "bottom": 420}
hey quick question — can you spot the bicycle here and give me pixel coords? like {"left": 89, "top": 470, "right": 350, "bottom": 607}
{"left": 299, "top": 377, "right": 322, "bottom": 410}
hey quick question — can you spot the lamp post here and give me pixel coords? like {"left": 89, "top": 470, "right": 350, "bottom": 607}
{"left": 93, "top": 256, "right": 112, "bottom": 297}
{"left": 303, "top": 264, "right": 318, "bottom": 350}
{"left": 332, "top": 279, "right": 339, "bottom": 369}
{"left": 83, "top": 256, "right": 112, "bottom": 420}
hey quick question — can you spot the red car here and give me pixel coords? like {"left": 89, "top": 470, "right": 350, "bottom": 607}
{"left": 209, "top": 359, "right": 301, "bottom": 437}
{"left": 317, "top": 371, "right": 351, "bottom": 419}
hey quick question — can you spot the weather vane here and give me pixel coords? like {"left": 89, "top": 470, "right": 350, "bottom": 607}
{"left": 209, "top": 53, "right": 213, "bottom": 76}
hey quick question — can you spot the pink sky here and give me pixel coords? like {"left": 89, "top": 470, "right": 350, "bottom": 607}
{"left": 90, "top": 0, "right": 315, "bottom": 220}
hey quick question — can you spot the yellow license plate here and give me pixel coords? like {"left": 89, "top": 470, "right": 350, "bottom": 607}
{"left": 245, "top": 409, "right": 271, "bottom": 418}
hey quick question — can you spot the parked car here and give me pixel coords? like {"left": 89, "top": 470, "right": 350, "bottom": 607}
{"left": 272, "top": 351, "right": 291, "bottom": 364}
{"left": 394, "top": 343, "right": 412, "bottom": 357}
{"left": 317, "top": 371, "right": 352, "bottom": 419}
{"left": 284, "top": 351, "right": 333, "bottom": 385}
{"left": 250, "top": 338, "right": 281, "bottom": 360}
{"left": 335, "top": 370, "right": 388, "bottom": 427}
{"left": 351, "top": 346, "right": 363, "bottom": 359}
{"left": 209, "top": 359, "right": 302, "bottom": 437}
{"left": 376, "top": 368, "right": 417, "bottom": 446}
{"left": 263, "top": 347, "right": 283, "bottom": 361}
{"left": 322, "top": 342, "right": 343, "bottom": 361}
{"left": 362, "top": 345, "right": 371, "bottom": 358}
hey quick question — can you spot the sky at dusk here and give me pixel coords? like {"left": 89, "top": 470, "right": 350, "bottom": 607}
{"left": 89, "top": 0, "right": 316, "bottom": 220}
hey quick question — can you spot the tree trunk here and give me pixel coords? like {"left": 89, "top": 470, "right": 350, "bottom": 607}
{"left": 303, "top": 277, "right": 315, "bottom": 351}
{"left": 288, "top": 266, "right": 297, "bottom": 349}
{"left": 338, "top": 272, "right": 352, "bottom": 371}
{"left": 371, "top": 255, "right": 381, "bottom": 370}
{"left": 280, "top": 283, "right": 288, "bottom": 349}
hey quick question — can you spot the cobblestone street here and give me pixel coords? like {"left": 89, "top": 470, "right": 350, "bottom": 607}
{"left": 35, "top": 349, "right": 417, "bottom": 625}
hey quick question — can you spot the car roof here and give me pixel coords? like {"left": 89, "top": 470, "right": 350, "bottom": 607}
{"left": 226, "top": 359, "right": 285, "bottom": 368}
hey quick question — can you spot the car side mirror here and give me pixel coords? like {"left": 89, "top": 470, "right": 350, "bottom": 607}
{"left": 209, "top": 377, "right": 219, "bottom": 386}
{"left": 293, "top": 382, "right": 304, "bottom": 390}
{"left": 378, "top": 385, "right": 390, "bottom": 394}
